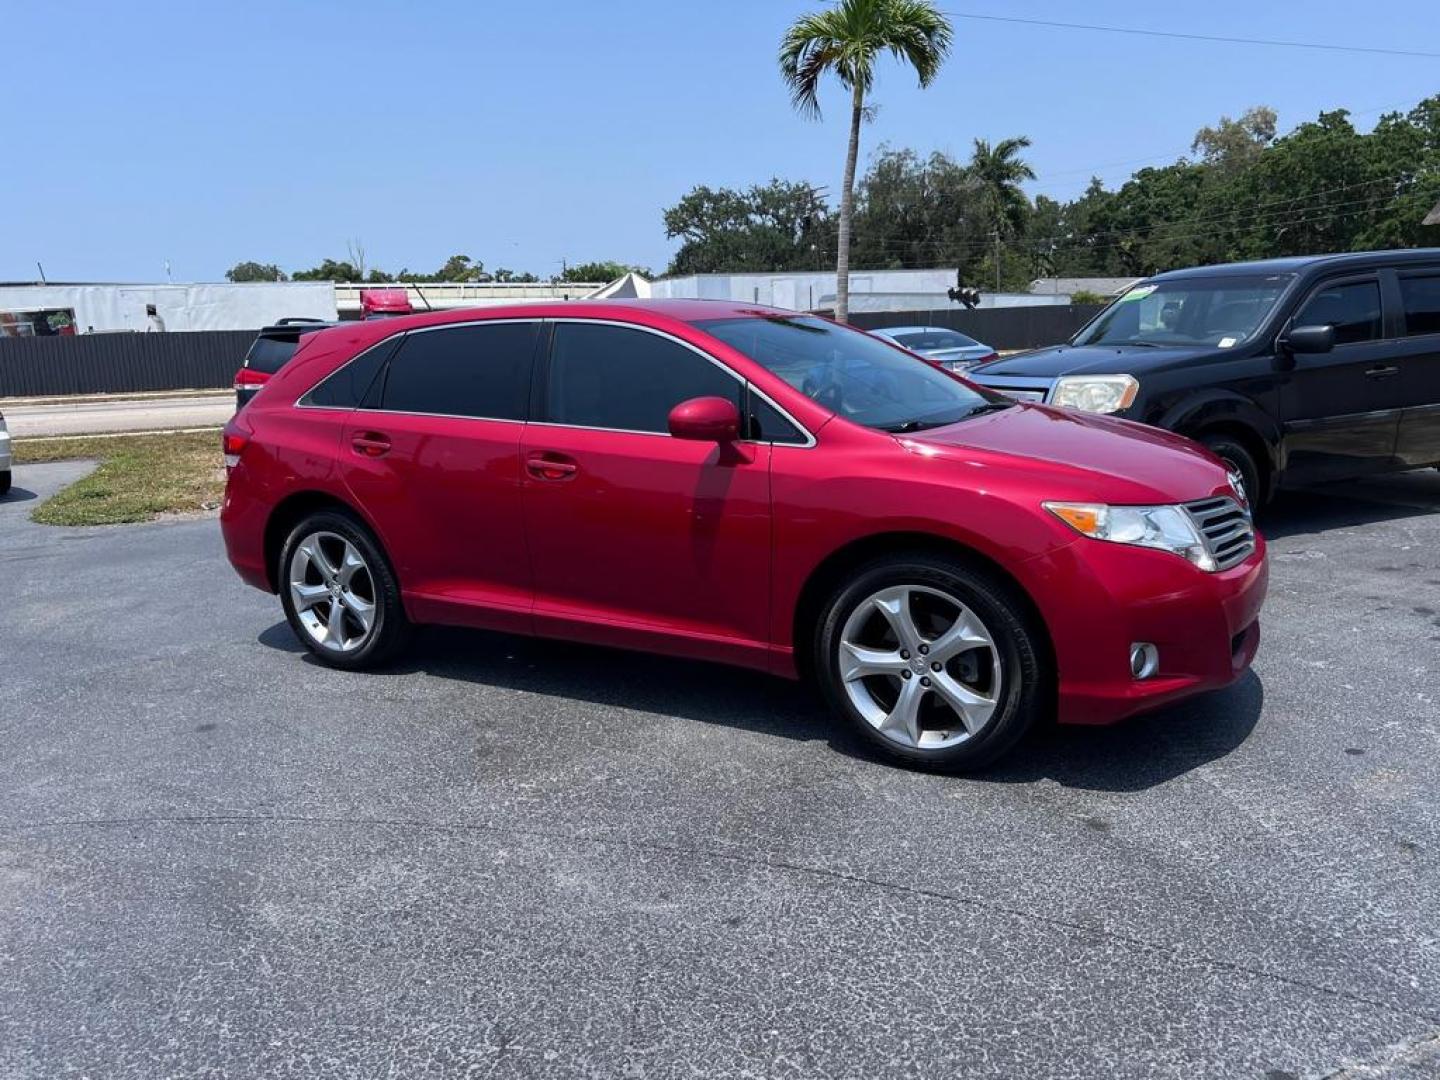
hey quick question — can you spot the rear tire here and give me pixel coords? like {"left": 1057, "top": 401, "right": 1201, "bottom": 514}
{"left": 278, "top": 510, "right": 410, "bottom": 670}
{"left": 1199, "top": 433, "right": 1261, "bottom": 508}
{"left": 0, "top": 470, "right": 11, "bottom": 497}
{"left": 813, "top": 554, "right": 1048, "bottom": 771}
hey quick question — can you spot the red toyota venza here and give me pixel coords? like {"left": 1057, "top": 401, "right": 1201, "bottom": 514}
{"left": 221, "top": 301, "right": 1267, "bottom": 770}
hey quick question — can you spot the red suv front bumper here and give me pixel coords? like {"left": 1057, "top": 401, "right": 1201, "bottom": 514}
{"left": 1021, "top": 534, "right": 1268, "bottom": 725}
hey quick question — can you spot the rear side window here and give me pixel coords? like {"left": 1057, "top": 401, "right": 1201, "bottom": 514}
{"left": 243, "top": 334, "right": 300, "bottom": 375}
{"left": 302, "top": 338, "right": 396, "bottom": 409}
{"left": 1295, "top": 281, "right": 1382, "bottom": 345}
{"left": 545, "top": 323, "right": 739, "bottom": 433}
{"left": 381, "top": 321, "right": 539, "bottom": 419}
{"left": 1399, "top": 275, "right": 1440, "bottom": 337}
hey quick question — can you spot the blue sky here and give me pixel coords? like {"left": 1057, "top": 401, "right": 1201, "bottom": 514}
{"left": 2, "top": 1, "right": 1434, "bottom": 282}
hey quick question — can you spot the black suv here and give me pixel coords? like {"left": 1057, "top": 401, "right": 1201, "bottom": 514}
{"left": 969, "top": 250, "right": 1440, "bottom": 504}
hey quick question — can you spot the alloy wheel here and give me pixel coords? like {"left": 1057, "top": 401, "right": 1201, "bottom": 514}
{"left": 288, "top": 531, "right": 377, "bottom": 654}
{"left": 837, "top": 584, "right": 1003, "bottom": 750}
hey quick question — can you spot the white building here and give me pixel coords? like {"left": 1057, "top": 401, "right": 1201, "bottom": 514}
{"left": 0, "top": 281, "right": 336, "bottom": 335}
{"left": 650, "top": 268, "right": 1068, "bottom": 313}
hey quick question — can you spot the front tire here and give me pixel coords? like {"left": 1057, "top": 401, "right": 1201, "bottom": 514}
{"left": 814, "top": 554, "right": 1048, "bottom": 771}
{"left": 278, "top": 510, "right": 410, "bottom": 669}
{"left": 1199, "top": 433, "right": 1261, "bottom": 509}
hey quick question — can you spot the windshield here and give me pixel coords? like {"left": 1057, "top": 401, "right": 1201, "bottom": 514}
{"left": 891, "top": 329, "right": 979, "bottom": 351}
{"left": 1075, "top": 274, "right": 1293, "bottom": 348}
{"left": 698, "top": 315, "right": 1007, "bottom": 433}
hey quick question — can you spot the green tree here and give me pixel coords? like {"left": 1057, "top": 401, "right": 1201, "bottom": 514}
{"left": 559, "top": 260, "right": 653, "bottom": 283}
{"left": 849, "top": 146, "right": 978, "bottom": 270}
{"left": 225, "top": 261, "right": 287, "bottom": 283}
{"left": 1191, "top": 106, "right": 1277, "bottom": 173}
{"left": 779, "top": 0, "right": 952, "bottom": 322}
{"left": 968, "top": 136, "right": 1036, "bottom": 240}
{"left": 291, "top": 259, "right": 363, "bottom": 282}
{"left": 492, "top": 268, "right": 540, "bottom": 283}
{"left": 663, "top": 179, "right": 833, "bottom": 274}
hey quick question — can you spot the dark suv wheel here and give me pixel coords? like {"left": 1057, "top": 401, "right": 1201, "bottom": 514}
{"left": 814, "top": 554, "right": 1048, "bottom": 771}
{"left": 1199, "top": 433, "right": 1261, "bottom": 508}
{"left": 278, "top": 509, "right": 410, "bottom": 669}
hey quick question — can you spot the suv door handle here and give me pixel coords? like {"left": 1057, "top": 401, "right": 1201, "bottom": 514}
{"left": 526, "top": 452, "right": 579, "bottom": 481}
{"left": 1364, "top": 365, "right": 1400, "bottom": 379}
{"left": 351, "top": 432, "right": 392, "bottom": 457}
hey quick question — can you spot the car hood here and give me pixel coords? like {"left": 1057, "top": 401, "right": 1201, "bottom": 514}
{"left": 901, "top": 402, "right": 1229, "bottom": 505}
{"left": 970, "top": 342, "right": 1219, "bottom": 379}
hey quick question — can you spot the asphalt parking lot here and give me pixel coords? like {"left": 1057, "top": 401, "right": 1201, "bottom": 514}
{"left": 2, "top": 461, "right": 1438, "bottom": 1079}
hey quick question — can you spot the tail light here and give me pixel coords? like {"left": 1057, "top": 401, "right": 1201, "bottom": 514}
{"left": 973, "top": 352, "right": 999, "bottom": 366}
{"left": 234, "top": 367, "right": 270, "bottom": 393}
{"left": 222, "top": 426, "right": 248, "bottom": 469}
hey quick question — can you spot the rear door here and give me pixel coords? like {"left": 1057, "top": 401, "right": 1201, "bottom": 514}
{"left": 1392, "top": 268, "right": 1440, "bottom": 466}
{"left": 520, "top": 320, "right": 776, "bottom": 667}
{"left": 340, "top": 319, "right": 541, "bottom": 633}
{"left": 1279, "top": 274, "right": 1403, "bottom": 484}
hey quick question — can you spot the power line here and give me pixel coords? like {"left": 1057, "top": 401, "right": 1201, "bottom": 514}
{"left": 944, "top": 11, "right": 1440, "bottom": 59}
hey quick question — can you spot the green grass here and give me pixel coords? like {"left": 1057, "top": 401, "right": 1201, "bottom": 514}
{"left": 15, "top": 430, "right": 225, "bottom": 526}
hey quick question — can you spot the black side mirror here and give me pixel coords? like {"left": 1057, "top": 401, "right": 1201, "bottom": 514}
{"left": 1283, "top": 324, "right": 1335, "bottom": 355}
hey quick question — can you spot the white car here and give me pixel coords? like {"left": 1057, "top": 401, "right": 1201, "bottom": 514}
{"left": 871, "top": 326, "right": 999, "bottom": 372}
{"left": 0, "top": 410, "right": 11, "bottom": 495}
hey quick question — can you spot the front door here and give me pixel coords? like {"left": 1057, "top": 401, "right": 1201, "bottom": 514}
{"left": 340, "top": 319, "right": 540, "bottom": 633}
{"left": 1393, "top": 269, "right": 1440, "bottom": 467}
{"left": 1279, "top": 275, "right": 1404, "bottom": 484}
{"left": 521, "top": 320, "right": 774, "bottom": 669}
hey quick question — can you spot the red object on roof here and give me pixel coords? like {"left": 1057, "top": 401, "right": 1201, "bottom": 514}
{"left": 359, "top": 288, "right": 413, "bottom": 318}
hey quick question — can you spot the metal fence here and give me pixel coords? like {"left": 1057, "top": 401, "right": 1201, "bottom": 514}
{"left": 849, "top": 305, "right": 1104, "bottom": 351}
{"left": 0, "top": 331, "right": 255, "bottom": 397}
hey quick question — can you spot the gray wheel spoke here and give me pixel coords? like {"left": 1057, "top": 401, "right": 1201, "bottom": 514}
{"left": 336, "top": 543, "right": 366, "bottom": 589}
{"left": 870, "top": 586, "right": 923, "bottom": 653}
{"left": 878, "top": 676, "right": 925, "bottom": 747}
{"left": 928, "top": 607, "right": 992, "bottom": 664}
{"left": 326, "top": 598, "right": 348, "bottom": 644}
{"left": 839, "top": 641, "right": 907, "bottom": 682}
{"left": 341, "top": 590, "right": 376, "bottom": 633}
{"left": 291, "top": 582, "right": 328, "bottom": 612}
{"left": 929, "top": 671, "right": 997, "bottom": 734}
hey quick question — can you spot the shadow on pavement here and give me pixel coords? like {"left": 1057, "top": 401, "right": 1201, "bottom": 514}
{"left": 260, "top": 620, "right": 1263, "bottom": 792}
{"left": 1262, "top": 469, "right": 1440, "bottom": 540}
{"left": 0, "top": 485, "right": 39, "bottom": 504}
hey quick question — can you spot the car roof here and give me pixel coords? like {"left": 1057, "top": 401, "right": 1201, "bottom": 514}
{"left": 1150, "top": 248, "right": 1440, "bottom": 282}
{"left": 871, "top": 326, "right": 969, "bottom": 336}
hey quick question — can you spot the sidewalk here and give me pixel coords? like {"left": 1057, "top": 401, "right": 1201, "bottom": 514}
{"left": 3, "top": 392, "right": 234, "bottom": 438}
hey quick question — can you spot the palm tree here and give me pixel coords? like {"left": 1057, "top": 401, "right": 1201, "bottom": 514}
{"left": 969, "top": 136, "right": 1036, "bottom": 240}
{"left": 780, "top": 0, "right": 952, "bottom": 323}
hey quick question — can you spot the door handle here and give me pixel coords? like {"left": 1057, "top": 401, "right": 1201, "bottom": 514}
{"left": 1364, "top": 365, "right": 1400, "bottom": 379}
{"left": 526, "top": 453, "right": 579, "bottom": 481}
{"left": 351, "top": 432, "right": 392, "bottom": 457}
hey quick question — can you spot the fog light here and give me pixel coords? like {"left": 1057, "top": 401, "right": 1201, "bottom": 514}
{"left": 1130, "top": 643, "right": 1159, "bottom": 679}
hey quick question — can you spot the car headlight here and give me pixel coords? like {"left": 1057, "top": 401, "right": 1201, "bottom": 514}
{"left": 1043, "top": 501, "right": 1215, "bottom": 571}
{"left": 1051, "top": 374, "right": 1139, "bottom": 414}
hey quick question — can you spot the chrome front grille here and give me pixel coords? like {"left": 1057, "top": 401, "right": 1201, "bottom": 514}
{"left": 1184, "top": 495, "right": 1255, "bottom": 571}
{"left": 996, "top": 388, "right": 1047, "bottom": 403}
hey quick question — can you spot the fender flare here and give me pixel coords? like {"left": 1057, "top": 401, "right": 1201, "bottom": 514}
{"left": 1158, "top": 391, "right": 1281, "bottom": 473}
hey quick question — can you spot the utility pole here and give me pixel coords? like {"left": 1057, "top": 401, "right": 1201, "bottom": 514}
{"left": 993, "top": 231, "right": 1001, "bottom": 293}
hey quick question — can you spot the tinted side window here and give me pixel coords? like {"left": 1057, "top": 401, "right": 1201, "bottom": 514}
{"left": 1399, "top": 275, "right": 1440, "bottom": 337}
{"left": 746, "top": 389, "right": 807, "bottom": 444}
{"left": 1295, "top": 281, "right": 1382, "bottom": 345}
{"left": 546, "top": 323, "right": 738, "bottom": 433}
{"left": 381, "top": 322, "right": 538, "bottom": 419}
{"left": 302, "top": 338, "right": 395, "bottom": 409}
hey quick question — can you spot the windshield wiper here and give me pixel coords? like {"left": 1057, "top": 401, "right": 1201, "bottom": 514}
{"left": 881, "top": 400, "right": 1014, "bottom": 433}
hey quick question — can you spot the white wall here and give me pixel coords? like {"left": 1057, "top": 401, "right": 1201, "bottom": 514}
{"left": 0, "top": 282, "right": 337, "bottom": 332}
{"left": 651, "top": 270, "right": 1068, "bottom": 311}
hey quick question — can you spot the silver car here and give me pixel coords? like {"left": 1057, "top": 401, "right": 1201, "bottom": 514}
{"left": 871, "top": 326, "right": 999, "bottom": 372}
{"left": 0, "top": 410, "right": 11, "bottom": 496}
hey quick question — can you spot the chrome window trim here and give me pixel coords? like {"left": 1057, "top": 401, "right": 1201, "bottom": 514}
{"left": 294, "top": 315, "right": 818, "bottom": 447}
